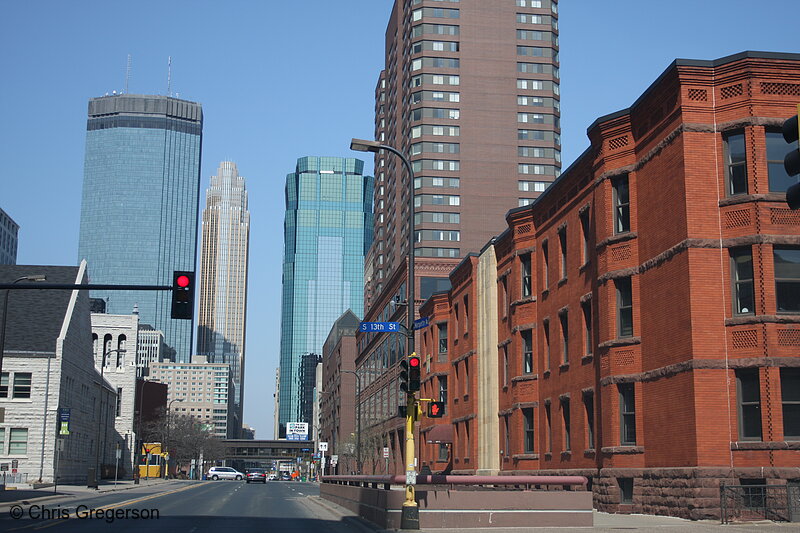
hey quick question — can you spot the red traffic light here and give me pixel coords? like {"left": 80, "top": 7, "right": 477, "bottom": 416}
{"left": 409, "top": 356, "right": 420, "bottom": 367}
{"left": 176, "top": 275, "right": 191, "bottom": 288}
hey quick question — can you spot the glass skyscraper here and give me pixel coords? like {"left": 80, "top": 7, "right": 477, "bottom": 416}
{"left": 197, "top": 161, "right": 250, "bottom": 438}
{"left": 78, "top": 94, "right": 203, "bottom": 363}
{"left": 278, "top": 156, "right": 373, "bottom": 437}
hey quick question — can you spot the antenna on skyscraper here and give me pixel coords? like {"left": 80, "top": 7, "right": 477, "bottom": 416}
{"left": 167, "top": 56, "right": 172, "bottom": 97}
{"left": 125, "top": 54, "right": 132, "bottom": 94}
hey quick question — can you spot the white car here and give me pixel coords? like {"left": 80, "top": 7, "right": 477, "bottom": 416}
{"left": 207, "top": 466, "right": 244, "bottom": 480}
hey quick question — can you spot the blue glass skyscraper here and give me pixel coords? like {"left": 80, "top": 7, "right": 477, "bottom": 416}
{"left": 278, "top": 157, "right": 373, "bottom": 437}
{"left": 78, "top": 94, "right": 202, "bottom": 362}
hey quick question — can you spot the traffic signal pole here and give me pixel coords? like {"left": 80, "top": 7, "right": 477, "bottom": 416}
{"left": 403, "top": 391, "right": 418, "bottom": 523}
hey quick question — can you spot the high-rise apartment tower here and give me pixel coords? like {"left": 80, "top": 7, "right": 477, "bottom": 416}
{"left": 197, "top": 161, "right": 250, "bottom": 438}
{"left": 78, "top": 94, "right": 203, "bottom": 363}
{"left": 278, "top": 157, "right": 373, "bottom": 437}
{"left": 365, "top": 0, "right": 561, "bottom": 309}
{"left": 0, "top": 208, "right": 19, "bottom": 265}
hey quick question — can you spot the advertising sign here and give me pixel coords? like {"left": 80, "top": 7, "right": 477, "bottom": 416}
{"left": 286, "top": 422, "right": 309, "bottom": 440}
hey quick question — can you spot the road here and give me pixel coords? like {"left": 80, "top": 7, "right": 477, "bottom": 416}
{"left": 0, "top": 481, "right": 359, "bottom": 533}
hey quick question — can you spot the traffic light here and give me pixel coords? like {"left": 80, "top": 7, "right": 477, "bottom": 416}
{"left": 399, "top": 359, "right": 409, "bottom": 393}
{"left": 427, "top": 401, "right": 445, "bottom": 418}
{"left": 171, "top": 271, "right": 194, "bottom": 319}
{"left": 408, "top": 353, "right": 421, "bottom": 392}
{"left": 398, "top": 405, "right": 407, "bottom": 418}
{"left": 783, "top": 106, "right": 800, "bottom": 209}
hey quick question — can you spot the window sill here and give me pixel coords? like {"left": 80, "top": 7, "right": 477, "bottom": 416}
{"left": 544, "top": 453, "right": 552, "bottom": 461}
{"left": 581, "top": 354, "right": 593, "bottom": 364}
{"left": 598, "top": 337, "right": 641, "bottom": 349}
{"left": 601, "top": 445, "right": 644, "bottom": 455}
{"left": 559, "top": 363, "right": 570, "bottom": 371}
{"left": 512, "top": 453, "right": 539, "bottom": 460}
{"left": 583, "top": 449, "right": 596, "bottom": 457}
{"left": 578, "top": 261, "right": 590, "bottom": 273}
{"left": 543, "top": 370, "right": 551, "bottom": 379}
{"left": 511, "top": 374, "right": 538, "bottom": 383}
{"left": 558, "top": 277, "right": 568, "bottom": 287}
{"left": 596, "top": 231, "right": 637, "bottom": 249}
{"left": 731, "top": 441, "right": 800, "bottom": 450}
{"left": 541, "top": 289, "right": 549, "bottom": 300}
{"left": 463, "top": 394, "right": 469, "bottom": 401}
{"left": 561, "top": 451, "right": 572, "bottom": 458}
{"left": 511, "top": 295, "right": 536, "bottom": 307}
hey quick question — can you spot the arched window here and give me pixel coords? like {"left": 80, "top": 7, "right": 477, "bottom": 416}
{"left": 117, "top": 335, "right": 127, "bottom": 367}
{"left": 103, "top": 334, "right": 113, "bottom": 366}
{"left": 92, "top": 334, "right": 98, "bottom": 361}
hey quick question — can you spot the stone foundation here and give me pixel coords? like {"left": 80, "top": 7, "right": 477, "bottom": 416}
{"left": 505, "top": 467, "right": 800, "bottom": 520}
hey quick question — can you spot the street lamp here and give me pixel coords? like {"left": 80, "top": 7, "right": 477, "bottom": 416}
{"left": 339, "top": 370, "right": 362, "bottom": 474}
{"left": 92, "top": 348, "right": 125, "bottom": 488}
{"left": 0, "top": 275, "right": 47, "bottom": 377}
{"left": 351, "top": 138, "right": 418, "bottom": 529}
{"left": 165, "top": 398, "right": 184, "bottom": 479}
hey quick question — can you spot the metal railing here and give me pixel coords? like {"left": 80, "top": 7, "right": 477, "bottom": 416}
{"left": 322, "top": 474, "right": 588, "bottom": 491}
{"left": 720, "top": 483, "right": 800, "bottom": 523}
{"left": 1, "top": 472, "right": 29, "bottom": 485}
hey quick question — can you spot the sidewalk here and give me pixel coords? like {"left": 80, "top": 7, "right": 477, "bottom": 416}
{"left": 0, "top": 477, "right": 175, "bottom": 508}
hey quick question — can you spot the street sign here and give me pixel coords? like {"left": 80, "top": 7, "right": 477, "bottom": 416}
{"left": 413, "top": 316, "right": 430, "bottom": 330}
{"left": 331, "top": 455, "right": 338, "bottom": 466}
{"left": 319, "top": 441, "right": 328, "bottom": 452}
{"left": 383, "top": 447, "right": 390, "bottom": 458}
{"left": 359, "top": 321, "right": 401, "bottom": 333}
{"left": 406, "top": 470, "right": 417, "bottom": 485}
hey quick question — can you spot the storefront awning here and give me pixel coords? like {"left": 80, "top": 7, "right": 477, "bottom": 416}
{"left": 425, "top": 424, "right": 454, "bottom": 444}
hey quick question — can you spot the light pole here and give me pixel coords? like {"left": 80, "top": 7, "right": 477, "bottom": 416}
{"left": 165, "top": 398, "right": 184, "bottom": 478}
{"left": 92, "top": 348, "right": 125, "bottom": 488}
{"left": 339, "top": 370, "right": 362, "bottom": 474}
{"left": 0, "top": 275, "right": 46, "bottom": 377}
{"left": 351, "top": 139, "right": 419, "bottom": 529}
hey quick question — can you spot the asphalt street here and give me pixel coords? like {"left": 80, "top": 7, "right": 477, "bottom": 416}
{"left": 0, "top": 480, "right": 360, "bottom": 533}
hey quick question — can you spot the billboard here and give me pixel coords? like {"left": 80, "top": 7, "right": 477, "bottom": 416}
{"left": 286, "top": 422, "right": 309, "bottom": 440}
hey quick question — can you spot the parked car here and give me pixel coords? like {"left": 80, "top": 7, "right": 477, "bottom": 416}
{"left": 267, "top": 473, "right": 278, "bottom": 481}
{"left": 280, "top": 472, "right": 291, "bottom": 481}
{"left": 207, "top": 466, "right": 244, "bottom": 480}
{"left": 246, "top": 468, "right": 267, "bottom": 484}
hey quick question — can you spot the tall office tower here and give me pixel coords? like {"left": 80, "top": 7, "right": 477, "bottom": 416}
{"left": 197, "top": 161, "right": 250, "bottom": 438}
{"left": 277, "top": 156, "right": 374, "bottom": 437}
{"left": 0, "top": 208, "right": 19, "bottom": 265}
{"left": 365, "top": 0, "right": 560, "bottom": 309}
{"left": 78, "top": 94, "right": 203, "bottom": 363}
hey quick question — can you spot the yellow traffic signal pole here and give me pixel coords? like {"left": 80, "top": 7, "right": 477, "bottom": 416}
{"left": 403, "top": 391, "right": 418, "bottom": 527}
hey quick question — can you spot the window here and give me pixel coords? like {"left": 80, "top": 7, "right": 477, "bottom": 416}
{"left": 737, "top": 369, "right": 762, "bottom": 441}
{"left": 781, "top": 369, "right": 800, "bottom": 440}
{"left": 439, "top": 376, "right": 448, "bottom": 404}
{"left": 724, "top": 131, "right": 747, "bottom": 195}
{"left": 438, "top": 443, "right": 449, "bottom": 461}
{"left": 740, "top": 478, "right": 767, "bottom": 509}
{"left": 619, "top": 383, "right": 636, "bottom": 446}
{"left": 542, "top": 240, "right": 549, "bottom": 289}
{"left": 561, "top": 398, "right": 571, "bottom": 451}
{"left": 463, "top": 358, "right": 469, "bottom": 396}
{"left": 453, "top": 303, "right": 459, "bottom": 338}
{"left": 584, "top": 392, "right": 595, "bottom": 450}
{"left": 582, "top": 300, "right": 592, "bottom": 356}
{"left": 774, "top": 247, "right": 800, "bottom": 313}
{"left": 502, "top": 345, "right": 509, "bottom": 386}
{"left": 523, "top": 407, "right": 535, "bottom": 453}
{"left": 521, "top": 253, "right": 532, "bottom": 297}
{"left": 500, "top": 276, "right": 509, "bottom": 317}
{"left": 580, "top": 209, "right": 590, "bottom": 265}
{"left": 9, "top": 428, "right": 28, "bottom": 455}
{"left": 543, "top": 319, "right": 551, "bottom": 371}
{"left": 503, "top": 416, "right": 511, "bottom": 456}
{"left": 612, "top": 175, "right": 630, "bottom": 233}
{"left": 0, "top": 372, "right": 7, "bottom": 398}
{"left": 522, "top": 330, "right": 533, "bottom": 374}
{"left": 731, "top": 247, "right": 755, "bottom": 315}
{"left": 116, "top": 387, "right": 122, "bottom": 417}
{"left": 545, "top": 403, "right": 552, "bottom": 453}
{"left": 12, "top": 373, "right": 31, "bottom": 399}
{"left": 616, "top": 277, "right": 633, "bottom": 338}
{"left": 767, "top": 130, "right": 793, "bottom": 192}
{"left": 463, "top": 295, "right": 469, "bottom": 334}
{"left": 559, "top": 310, "right": 569, "bottom": 364}
{"left": 438, "top": 322, "right": 448, "bottom": 355}
{"left": 558, "top": 227, "right": 567, "bottom": 279}
{"left": 618, "top": 478, "right": 634, "bottom": 504}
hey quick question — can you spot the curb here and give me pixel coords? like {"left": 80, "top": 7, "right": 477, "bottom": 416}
{"left": 0, "top": 480, "right": 177, "bottom": 510}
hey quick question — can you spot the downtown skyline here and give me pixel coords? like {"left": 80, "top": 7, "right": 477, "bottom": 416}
{"left": 2, "top": 0, "right": 800, "bottom": 438}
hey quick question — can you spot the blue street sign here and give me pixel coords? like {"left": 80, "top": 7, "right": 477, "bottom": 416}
{"left": 413, "top": 316, "right": 430, "bottom": 330}
{"left": 58, "top": 408, "right": 70, "bottom": 422}
{"left": 359, "top": 321, "right": 401, "bottom": 332}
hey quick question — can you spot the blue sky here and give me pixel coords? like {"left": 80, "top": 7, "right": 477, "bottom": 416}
{"left": 2, "top": 0, "right": 799, "bottom": 438}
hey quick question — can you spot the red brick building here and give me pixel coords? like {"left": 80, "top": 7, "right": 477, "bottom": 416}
{"left": 416, "top": 51, "right": 800, "bottom": 519}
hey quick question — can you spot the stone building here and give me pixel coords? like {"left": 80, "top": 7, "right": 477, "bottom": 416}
{"left": 90, "top": 309, "right": 139, "bottom": 478}
{"left": 0, "top": 262, "right": 116, "bottom": 484}
{"left": 410, "top": 51, "right": 800, "bottom": 519}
